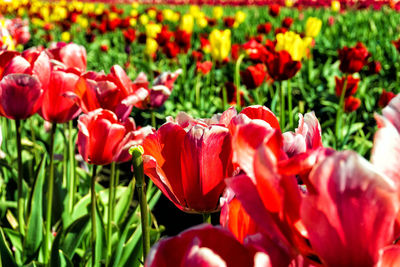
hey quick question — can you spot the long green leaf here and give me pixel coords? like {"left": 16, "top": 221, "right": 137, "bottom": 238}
{"left": 0, "top": 228, "right": 17, "bottom": 267}
{"left": 61, "top": 214, "right": 90, "bottom": 258}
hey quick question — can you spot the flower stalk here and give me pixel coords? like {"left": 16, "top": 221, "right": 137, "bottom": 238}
{"left": 106, "top": 162, "right": 116, "bottom": 265}
{"left": 15, "top": 119, "right": 25, "bottom": 236}
{"left": 335, "top": 76, "right": 348, "bottom": 147}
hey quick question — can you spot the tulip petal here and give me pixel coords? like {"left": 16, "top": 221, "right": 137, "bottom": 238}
{"left": 377, "top": 245, "right": 400, "bottom": 267}
{"left": 240, "top": 106, "right": 280, "bottom": 130}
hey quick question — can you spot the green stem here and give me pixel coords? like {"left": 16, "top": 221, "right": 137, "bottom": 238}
{"left": 222, "top": 86, "right": 228, "bottom": 111}
{"left": 195, "top": 74, "right": 201, "bottom": 108}
{"left": 131, "top": 147, "right": 150, "bottom": 261}
{"left": 279, "top": 82, "right": 285, "bottom": 130}
{"left": 202, "top": 213, "right": 211, "bottom": 224}
{"left": 335, "top": 76, "right": 348, "bottom": 148}
{"left": 68, "top": 120, "right": 76, "bottom": 214}
{"left": 91, "top": 165, "right": 98, "bottom": 267}
{"left": 15, "top": 119, "right": 25, "bottom": 236}
{"left": 151, "top": 111, "right": 156, "bottom": 129}
{"left": 44, "top": 122, "right": 57, "bottom": 263}
{"left": 106, "top": 162, "right": 116, "bottom": 266}
{"left": 287, "top": 79, "right": 293, "bottom": 130}
{"left": 235, "top": 54, "right": 245, "bottom": 111}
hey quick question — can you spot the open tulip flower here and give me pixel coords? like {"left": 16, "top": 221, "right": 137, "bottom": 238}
{"left": 143, "top": 113, "right": 234, "bottom": 213}
{"left": 46, "top": 42, "right": 87, "bottom": 72}
{"left": 338, "top": 42, "right": 370, "bottom": 74}
{"left": 265, "top": 50, "right": 301, "bottom": 81}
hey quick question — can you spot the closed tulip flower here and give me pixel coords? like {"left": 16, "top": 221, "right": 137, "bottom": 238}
{"left": 180, "top": 14, "right": 194, "bottom": 33}
{"left": 338, "top": 42, "right": 369, "bottom": 74}
{"left": 331, "top": 0, "right": 341, "bottom": 12}
{"left": 240, "top": 64, "right": 267, "bottom": 89}
{"left": 209, "top": 29, "right": 231, "bottom": 62}
{"left": 305, "top": 17, "right": 322, "bottom": 38}
{"left": 212, "top": 6, "right": 223, "bottom": 19}
{"left": 77, "top": 109, "right": 126, "bottom": 165}
{"left": 145, "top": 38, "right": 158, "bottom": 58}
{"left": 265, "top": 50, "right": 301, "bottom": 81}
{"left": 47, "top": 42, "right": 87, "bottom": 72}
{"left": 335, "top": 75, "right": 359, "bottom": 97}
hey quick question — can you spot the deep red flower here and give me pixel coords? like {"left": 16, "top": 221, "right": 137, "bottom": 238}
{"left": 223, "top": 82, "right": 246, "bottom": 106}
{"left": 137, "top": 33, "right": 147, "bottom": 44}
{"left": 123, "top": 28, "right": 136, "bottom": 44}
{"left": 163, "top": 42, "right": 180, "bottom": 59}
{"left": 145, "top": 224, "right": 257, "bottom": 267}
{"left": 47, "top": 42, "right": 87, "bottom": 72}
{"left": 257, "top": 22, "right": 272, "bottom": 34}
{"left": 378, "top": 89, "right": 396, "bottom": 108}
{"left": 77, "top": 109, "right": 126, "bottom": 165}
{"left": 231, "top": 44, "right": 240, "bottom": 61}
{"left": 174, "top": 30, "right": 191, "bottom": 53}
{"left": 196, "top": 61, "right": 212, "bottom": 75}
{"left": 344, "top": 96, "right": 361, "bottom": 112}
{"left": 338, "top": 42, "right": 369, "bottom": 74}
{"left": 143, "top": 118, "right": 233, "bottom": 213}
{"left": 282, "top": 17, "right": 294, "bottom": 29}
{"left": 368, "top": 60, "right": 382, "bottom": 75}
{"left": 224, "top": 16, "right": 235, "bottom": 28}
{"left": 156, "top": 11, "right": 164, "bottom": 23}
{"left": 39, "top": 69, "right": 81, "bottom": 123}
{"left": 275, "top": 27, "right": 288, "bottom": 35}
{"left": 155, "top": 26, "right": 173, "bottom": 47}
{"left": 241, "top": 64, "right": 267, "bottom": 89}
{"left": 206, "top": 17, "right": 217, "bottom": 27}
{"left": 265, "top": 50, "right": 301, "bottom": 81}
{"left": 200, "top": 37, "right": 210, "bottom": 53}
{"left": 242, "top": 39, "right": 269, "bottom": 63}
{"left": 191, "top": 50, "right": 203, "bottom": 62}
{"left": 269, "top": 4, "right": 280, "bottom": 17}
{"left": 335, "top": 75, "right": 359, "bottom": 97}
{"left": 100, "top": 44, "right": 109, "bottom": 52}
{"left": 392, "top": 38, "right": 400, "bottom": 52}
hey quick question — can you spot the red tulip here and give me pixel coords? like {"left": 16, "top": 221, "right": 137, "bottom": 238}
{"left": 222, "top": 82, "right": 246, "bottom": 107}
{"left": 378, "top": 89, "right": 396, "bottom": 108}
{"left": 224, "top": 17, "right": 235, "bottom": 28}
{"left": 196, "top": 61, "right": 212, "bottom": 75}
{"left": 344, "top": 96, "right": 361, "bottom": 112}
{"left": 392, "top": 38, "right": 400, "bottom": 53}
{"left": 241, "top": 64, "right": 267, "bottom": 89}
{"left": 77, "top": 109, "right": 126, "bottom": 165}
{"left": 338, "top": 42, "right": 369, "bottom": 74}
{"left": 265, "top": 50, "right": 301, "bottom": 81}
{"left": 334, "top": 75, "right": 359, "bottom": 97}
{"left": 163, "top": 42, "right": 180, "bottom": 59}
{"left": 0, "top": 74, "right": 44, "bottom": 120}
{"left": 367, "top": 60, "right": 382, "bottom": 75}
{"left": 191, "top": 50, "right": 203, "bottom": 62}
{"left": 100, "top": 44, "right": 109, "bottom": 52}
{"left": 377, "top": 245, "right": 400, "bottom": 266}
{"left": 155, "top": 26, "right": 173, "bottom": 46}
{"left": 257, "top": 22, "right": 272, "bottom": 34}
{"left": 39, "top": 69, "right": 81, "bottom": 123}
{"left": 231, "top": 44, "right": 240, "bottom": 61}
{"left": 47, "top": 42, "right": 87, "bottom": 72}
{"left": 142, "top": 119, "right": 233, "bottom": 213}
{"left": 123, "top": 28, "right": 136, "bottom": 44}
{"left": 174, "top": 30, "right": 191, "bottom": 53}
{"left": 269, "top": 4, "right": 280, "bottom": 17}
{"left": 282, "top": 17, "right": 294, "bottom": 29}
{"left": 145, "top": 224, "right": 257, "bottom": 267}
{"left": 242, "top": 39, "right": 270, "bottom": 63}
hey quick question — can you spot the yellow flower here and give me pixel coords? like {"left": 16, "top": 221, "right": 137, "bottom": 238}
{"left": 147, "top": 9, "right": 156, "bottom": 19}
{"left": 305, "top": 17, "right": 322, "bottom": 38}
{"left": 180, "top": 14, "right": 194, "bottom": 33}
{"left": 145, "top": 38, "right": 158, "bottom": 57}
{"left": 235, "top": 11, "right": 246, "bottom": 25}
{"left": 212, "top": 6, "right": 223, "bottom": 19}
{"left": 162, "top": 9, "right": 174, "bottom": 21}
{"left": 209, "top": 29, "right": 231, "bottom": 62}
{"left": 197, "top": 15, "right": 208, "bottom": 28}
{"left": 131, "top": 2, "right": 139, "bottom": 9}
{"left": 275, "top": 31, "right": 310, "bottom": 61}
{"left": 145, "top": 23, "right": 161, "bottom": 38}
{"left": 129, "top": 18, "right": 137, "bottom": 27}
{"left": 139, "top": 14, "right": 149, "bottom": 25}
{"left": 331, "top": 0, "right": 340, "bottom": 12}
{"left": 77, "top": 16, "right": 88, "bottom": 29}
{"left": 189, "top": 5, "right": 200, "bottom": 18}
{"left": 130, "top": 9, "right": 138, "bottom": 17}
{"left": 109, "top": 12, "right": 118, "bottom": 20}
{"left": 61, "top": 31, "right": 71, "bottom": 42}
{"left": 285, "top": 0, "right": 294, "bottom": 7}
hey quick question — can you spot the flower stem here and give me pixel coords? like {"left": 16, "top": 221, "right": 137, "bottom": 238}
{"left": 15, "top": 119, "right": 25, "bottom": 236}
{"left": 91, "top": 165, "right": 98, "bottom": 267}
{"left": 106, "top": 162, "right": 116, "bottom": 266}
{"left": 335, "top": 76, "right": 348, "bottom": 148}
{"left": 279, "top": 82, "right": 285, "bottom": 129}
{"left": 235, "top": 54, "right": 245, "bottom": 111}
{"left": 287, "top": 79, "right": 293, "bottom": 130}
{"left": 44, "top": 122, "right": 57, "bottom": 263}
{"left": 67, "top": 120, "right": 76, "bottom": 214}
{"left": 131, "top": 147, "right": 150, "bottom": 261}
{"left": 202, "top": 213, "right": 211, "bottom": 224}
{"left": 151, "top": 111, "right": 156, "bottom": 129}
{"left": 195, "top": 74, "right": 201, "bottom": 108}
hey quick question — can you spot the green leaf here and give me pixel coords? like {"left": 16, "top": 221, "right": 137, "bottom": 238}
{"left": 3, "top": 228, "right": 22, "bottom": 265}
{"left": 114, "top": 182, "right": 134, "bottom": 225}
{"left": 95, "top": 202, "right": 106, "bottom": 267}
{"left": 61, "top": 214, "right": 90, "bottom": 258}
{"left": 24, "top": 155, "right": 46, "bottom": 261}
{"left": 0, "top": 228, "right": 17, "bottom": 267}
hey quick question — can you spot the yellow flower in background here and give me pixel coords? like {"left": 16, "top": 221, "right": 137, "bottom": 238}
{"left": 189, "top": 5, "right": 200, "bottom": 18}
{"left": 109, "top": 12, "right": 118, "bottom": 20}
{"left": 209, "top": 29, "right": 231, "bottom": 62}
{"left": 148, "top": 9, "right": 156, "bottom": 19}
{"left": 331, "top": 1, "right": 340, "bottom": 12}
{"left": 130, "top": 9, "right": 138, "bottom": 17}
{"left": 145, "top": 23, "right": 161, "bottom": 38}
{"left": 305, "top": 17, "right": 322, "bottom": 38}
{"left": 180, "top": 14, "right": 194, "bottom": 33}
{"left": 162, "top": 9, "right": 174, "bottom": 21}
{"left": 131, "top": 2, "right": 139, "bottom": 9}
{"left": 130, "top": 18, "right": 137, "bottom": 27}
{"left": 61, "top": 31, "right": 71, "bottom": 42}
{"left": 145, "top": 38, "right": 158, "bottom": 57}
{"left": 235, "top": 11, "right": 246, "bottom": 25}
{"left": 17, "top": 7, "right": 25, "bottom": 17}
{"left": 31, "top": 18, "right": 45, "bottom": 27}
{"left": 77, "top": 16, "right": 88, "bottom": 29}
{"left": 285, "top": 0, "right": 294, "bottom": 7}
{"left": 212, "top": 6, "right": 223, "bottom": 19}
{"left": 275, "top": 31, "right": 311, "bottom": 61}
{"left": 139, "top": 14, "right": 149, "bottom": 25}
{"left": 171, "top": 12, "right": 180, "bottom": 23}
{"left": 197, "top": 14, "right": 208, "bottom": 28}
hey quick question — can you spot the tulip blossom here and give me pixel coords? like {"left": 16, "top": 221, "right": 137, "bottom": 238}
{"left": 393, "top": 38, "right": 400, "bottom": 53}
{"left": 209, "top": 29, "right": 231, "bottom": 62}
{"left": 265, "top": 50, "right": 301, "bottom": 81}
{"left": 378, "top": 89, "right": 396, "bottom": 108}
{"left": 344, "top": 96, "right": 361, "bottom": 112}
{"left": 269, "top": 4, "right": 280, "bottom": 17}
{"left": 155, "top": 26, "right": 173, "bottom": 46}
{"left": 145, "top": 224, "right": 257, "bottom": 267}
{"left": 47, "top": 42, "right": 87, "bottom": 72}
{"left": 174, "top": 30, "right": 191, "bottom": 53}
{"left": 142, "top": 116, "right": 233, "bottom": 213}
{"left": 275, "top": 31, "right": 311, "bottom": 61}
{"left": 305, "top": 17, "right": 322, "bottom": 38}
{"left": 334, "top": 75, "right": 359, "bottom": 97}
{"left": 338, "top": 42, "right": 369, "bottom": 74}
{"left": 77, "top": 109, "right": 126, "bottom": 165}
{"left": 39, "top": 69, "right": 81, "bottom": 123}
{"left": 367, "top": 60, "right": 382, "bottom": 75}
{"left": 331, "top": 0, "right": 341, "bottom": 12}
{"left": 241, "top": 64, "right": 267, "bottom": 90}
{"left": 145, "top": 38, "right": 158, "bottom": 58}
{"left": 281, "top": 17, "right": 293, "bottom": 29}
{"left": 257, "top": 22, "right": 272, "bottom": 34}
{"left": 180, "top": 14, "right": 194, "bottom": 33}
{"left": 196, "top": 61, "right": 212, "bottom": 75}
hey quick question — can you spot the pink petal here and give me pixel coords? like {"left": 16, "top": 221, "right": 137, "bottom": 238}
{"left": 240, "top": 105, "right": 280, "bottom": 130}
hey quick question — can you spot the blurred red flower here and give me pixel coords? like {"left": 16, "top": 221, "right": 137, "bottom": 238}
{"left": 335, "top": 75, "right": 359, "bottom": 97}
{"left": 163, "top": 42, "right": 180, "bottom": 59}
{"left": 367, "top": 60, "right": 382, "bottom": 75}
{"left": 174, "top": 30, "right": 191, "bottom": 53}
{"left": 344, "top": 96, "right": 361, "bottom": 112}
{"left": 241, "top": 64, "right": 267, "bottom": 89}
{"left": 378, "top": 89, "right": 396, "bottom": 108}
{"left": 338, "top": 42, "right": 369, "bottom": 74}
{"left": 156, "top": 26, "right": 173, "bottom": 46}
{"left": 196, "top": 61, "right": 213, "bottom": 75}
{"left": 269, "top": 4, "right": 280, "bottom": 17}
{"left": 224, "top": 16, "right": 235, "bottom": 28}
{"left": 257, "top": 22, "right": 272, "bottom": 34}
{"left": 282, "top": 17, "right": 294, "bottom": 29}
{"left": 265, "top": 50, "right": 301, "bottom": 81}
{"left": 47, "top": 42, "right": 87, "bottom": 72}
{"left": 123, "top": 28, "right": 136, "bottom": 44}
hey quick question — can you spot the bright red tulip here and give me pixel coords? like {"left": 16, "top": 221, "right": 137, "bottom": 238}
{"left": 47, "top": 42, "right": 87, "bottom": 72}
{"left": 145, "top": 224, "right": 257, "bottom": 267}
{"left": 269, "top": 4, "right": 280, "bottom": 17}
{"left": 241, "top": 64, "right": 267, "bottom": 89}
{"left": 123, "top": 28, "right": 136, "bottom": 44}
{"left": 0, "top": 74, "right": 44, "bottom": 120}
{"left": 174, "top": 30, "right": 191, "bottom": 53}
{"left": 338, "top": 42, "right": 369, "bottom": 74}
{"left": 77, "top": 109, "right": 126, "bottom": 165}
{"left": 155, "top": 26, "right": 173, "bottom": 46}
{"left": 163, "top": 41, "right": 180, "bottom": 59}
{"left": 378, "top": 89, "right": 396, "bottom": 108}
{"left": 265, "top": 50, "right": 301, "bottom": 81}
{"left": 282, "top": 17, "right": 294, "bottom": 29}
{"left": 39, "top": 69, "right": 81, "bottom": 123}
{"left": 377, "top": 245, "right": 400, "bottom": 267}
{"left": 196, "top": 61, "right": 213, "bottom": 75}
{"left": 257, "top": 22, "right": 272, "bottom": 34}
{"left": 392, "top": 38, "right": 400, "bottom": 53}
{"left": 335, "top": 75, "right": 359, "bottom": 97}
{"left": 143, "top": 119, "right": 233, "bottom": 213}
{"left": 344, "top": 96, "right": 361, "bottom": 112}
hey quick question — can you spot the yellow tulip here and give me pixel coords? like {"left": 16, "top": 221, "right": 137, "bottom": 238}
{"left": 180, "top": 14, "right": 194, "bottom": 33}
{"left": 197, "top": 16, "right": 208, "bottom": 28}
{"left": 212, "top": 6, "right": 223, "bottom": 19}
{"left": 139, "top": 14, "right": 149, "bottom": 25}
{"left": 162, "top": 9, "right": 174, "bottom": 21}
{"left": 145, "top": 23, "right": 161, "bottom": 38}
{"left": 131, "top": 2, "right": 139, "bottom": 9}
{"left": 109, "top": 12, "right": 118, "bottom": 20}
{"left": 129, "top": 18, "right": 137, "bottom": 27}
{"left": 235, "top": 11, "right": 246, "bottom": 25}
{"left": 147, "top": 9, "right": 156, "bottom": 19}
{"left": 189, "top": 5, "right": 200, "bottom": 18}
{"left": 61, "top": 31, "right": 71, "bottom": 42}
{"left": 285, "top": 0, "right": 294, "bottom": 7}
{"left": 130, "top": 9, "right": 138, "bottom": 17}
{"left": 145, "top": 38, "right": 158, "bottom": 57}
{"left": 275, "top": 31, "right": 310, "bottom": 61}
{"left": 305, "top": 17, "right": 322, "bottom": 38}
{"left": 77, "top": 16, "right": 88, "bottom": 29}
{"left": 331, "top": 1, "right": 340, "bottom": 12}
{"left": 209, "top": 29, "right": 231, "bottom": 62}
